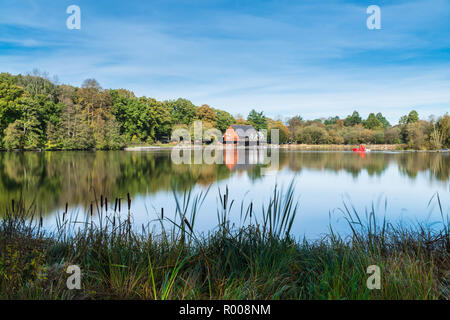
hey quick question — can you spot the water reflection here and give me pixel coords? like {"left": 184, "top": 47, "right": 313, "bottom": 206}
{"left": 0, "top": 150, "right": 448, "bottom": 216}
{"left": 223, "top": 147, "right": 267, "bottom": 171}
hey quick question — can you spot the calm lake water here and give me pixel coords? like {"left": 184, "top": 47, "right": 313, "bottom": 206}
{"left": 1, "top": 149, "right": 449, "bottom": 239}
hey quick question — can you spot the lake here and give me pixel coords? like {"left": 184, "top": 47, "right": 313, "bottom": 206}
{"left": 1, "top": 149, "right": 448, "bottom": 239}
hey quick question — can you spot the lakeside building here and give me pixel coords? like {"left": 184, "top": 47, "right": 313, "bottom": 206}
{"left": 223, "top": 125, "right": 264, "bottom": 146}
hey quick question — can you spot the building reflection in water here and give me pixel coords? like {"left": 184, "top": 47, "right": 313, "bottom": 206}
{"left": 223, "top": 147, "right": 267, "bottom": 171}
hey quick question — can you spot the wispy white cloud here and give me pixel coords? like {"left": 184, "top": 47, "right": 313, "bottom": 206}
{"left": 0, "top": 0, "right": 449, "bottom": 123}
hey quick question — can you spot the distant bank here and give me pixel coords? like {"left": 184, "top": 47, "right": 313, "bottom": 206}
{"left": 124, "top": 143, "right": 449, "bottom": 152}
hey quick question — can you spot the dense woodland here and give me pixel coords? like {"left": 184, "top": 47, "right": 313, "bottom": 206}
{"left": 0, "top": 71, "right": 448, "bottom": 150}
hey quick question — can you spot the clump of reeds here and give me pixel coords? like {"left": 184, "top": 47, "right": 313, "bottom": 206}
{"left": 0, "top": 183, "right": 448, "bottom": 300}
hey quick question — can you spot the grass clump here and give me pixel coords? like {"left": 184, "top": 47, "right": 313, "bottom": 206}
{"left": 0, "top": 184, "right": 448, "bottom": 300}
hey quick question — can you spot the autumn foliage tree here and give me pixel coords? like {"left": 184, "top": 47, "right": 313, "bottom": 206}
{"left": 195, "top": 104, "right": 217, "bottom": 127}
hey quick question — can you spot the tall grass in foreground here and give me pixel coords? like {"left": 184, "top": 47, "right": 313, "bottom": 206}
{"left": 0, "top": 183, "right": 448, "bottom": 300}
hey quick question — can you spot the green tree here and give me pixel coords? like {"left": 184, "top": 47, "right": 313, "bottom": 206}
{"left": 375, "top": 112, "right": 390, "bottom": 128}
{"left": 287, "top": 115, "right": 303, "bottom": 140}
{"left": 344, "top": 111, "right": 362, "bottom": 126}
{"left": 400, "top": 110, "right": 419, "bottom": 125}
{"left": 215, "top": 109, "right": 235, "bottom": 132}
{"left": 429, "top": 114, "right": 450, "bottom": 149}
{"left": 407, "top": 110, "right": 419, "bottom": 123}
{"left": 3, "top": 120, "right": 24, "bottom": 150}
{"left": 147, "top": 97, "right": 172, "bottom": 142}
{"left": 247, "top": 109, "right": 267, "bottom": 131}
{"left": 15, "top": 69, "right": 58, "bottom": 98}
{"left": 47, "top": 84, "right": 95, "bottom": 150}
{"left": 15, "top": 71, "right": 62, "bottom": 144}
{"left": 324, "top": 116, "right": 340, "bottom": 126}
{"left": 295, "top": 126, "right": 329, "bottom": 144}
{"left": 165, "top": 98, "right": 196, "bottom": 125}
{"left": 20, "top": 98, "right": 42, "bottom": 148}
{"left": 111, "top": 90, "right": 152, "bottom": 142}
{"left": 99, "top": 116, "right": 125, "bottom": 149}
{"left": 437, "top": 114, "right": 450, "bottom": 148}
{"left": 364, "top": 113, "right": 383, "bottom": 130}
{"left": 51, "top": 103, "right": 94, "bottom": 150}
{"left": 0, "top": 75, "right": 23, "bottom": 145}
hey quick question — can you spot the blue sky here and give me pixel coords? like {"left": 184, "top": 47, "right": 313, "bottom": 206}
{"left": 0, "top": 0, "right": 449, "bottom": 123}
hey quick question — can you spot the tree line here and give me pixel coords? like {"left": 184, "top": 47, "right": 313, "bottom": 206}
{"left": 287, "top": 110, "right": 449, "bottom": 149}
{"left": 0, "top": 71, "right": 448, "bottom": 150}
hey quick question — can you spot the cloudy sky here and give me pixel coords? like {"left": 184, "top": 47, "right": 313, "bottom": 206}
{"left": 0, "top": 0, "right": 449, "bottom": 123}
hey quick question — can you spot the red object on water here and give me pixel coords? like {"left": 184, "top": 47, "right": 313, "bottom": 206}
{"left": 352, "top": 144, "right": 366, "bottom": 152}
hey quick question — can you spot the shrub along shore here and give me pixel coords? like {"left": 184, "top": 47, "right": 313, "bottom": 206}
{"left": 0, "top": 185, "right": 448, "bottom": 300}
{"left": 281, "top": 144, "right": 402, "bottom": 151}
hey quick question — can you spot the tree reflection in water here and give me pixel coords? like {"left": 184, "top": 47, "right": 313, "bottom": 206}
{"left": 0, "top": 150, "right": 447, "bottom": 216}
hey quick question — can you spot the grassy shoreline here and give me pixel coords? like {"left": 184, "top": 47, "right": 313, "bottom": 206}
{"left": 3, "top": 143, "right": 450, "bottom": 152}
{"left": 0, "top": 186, "right": 448, "bottom": 300}
{"left": 124, "top": 143, "right": 450, "bottom": 152}
{"left": 281, "top": 144, "right": 403, "bottom": 151}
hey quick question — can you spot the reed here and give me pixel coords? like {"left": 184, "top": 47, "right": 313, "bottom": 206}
{"left": 0, "top": 184, "right": 448, "bottom": 300}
